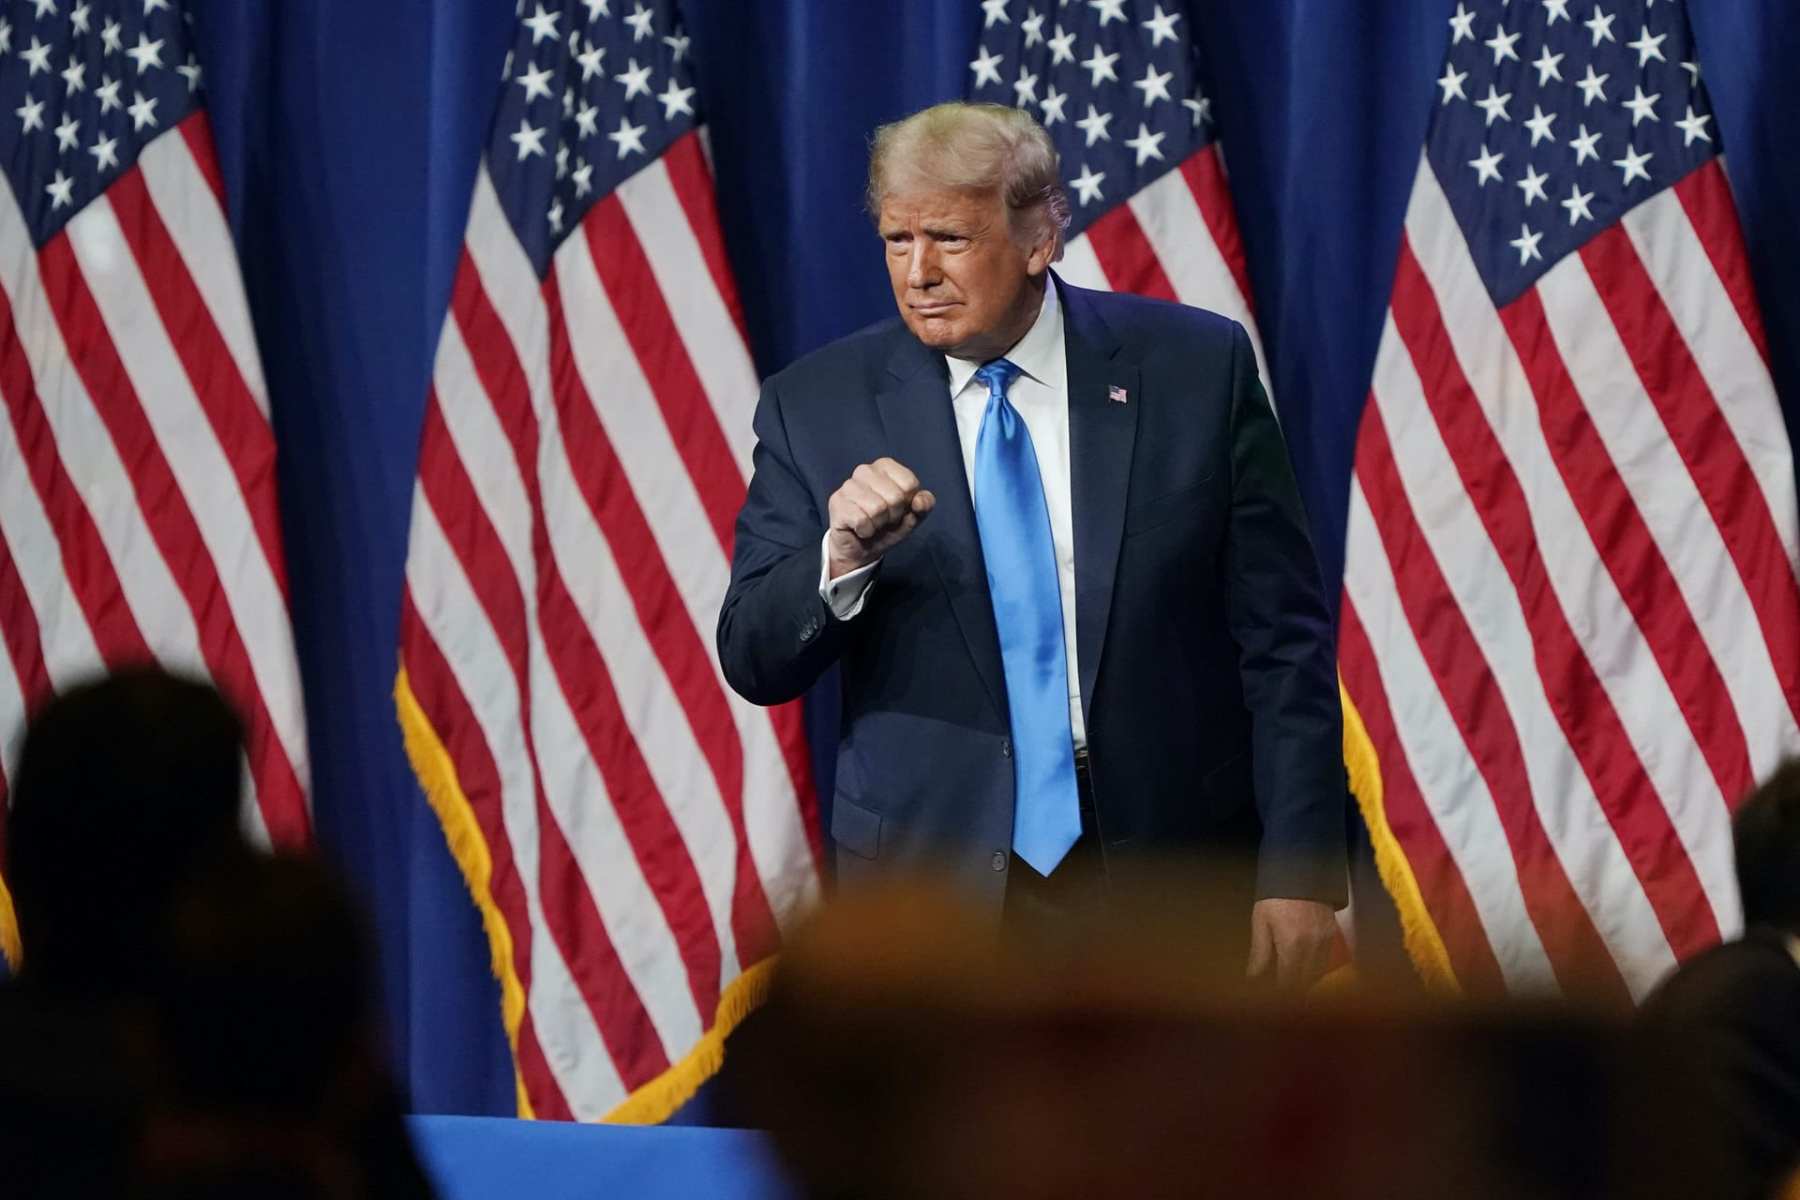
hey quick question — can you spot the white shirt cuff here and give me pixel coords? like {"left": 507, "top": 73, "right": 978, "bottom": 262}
{"left": 818, "top": 534, "right": 879, "bottom": 620}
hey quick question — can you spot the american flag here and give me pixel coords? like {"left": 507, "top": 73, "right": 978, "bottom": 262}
{"left": 967, "top": 0, "right": 1268, "bottom": 390}
{"left": 395, "top": 0, "right": 822, "bottom": 1122}
{"left": 0, "top": 0, "right": 312, "bottom": 958}
{"left": 1340, "top": 0, "right": 1800, "bottom": 1004}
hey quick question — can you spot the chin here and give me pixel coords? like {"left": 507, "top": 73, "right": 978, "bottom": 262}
{"left": 906, "top": 316, "right": 969, "bottom": 351}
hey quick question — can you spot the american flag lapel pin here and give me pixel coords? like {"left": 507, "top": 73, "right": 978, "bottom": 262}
{"left": 1108, "top": 384, "right": 1128, "bottom": 405}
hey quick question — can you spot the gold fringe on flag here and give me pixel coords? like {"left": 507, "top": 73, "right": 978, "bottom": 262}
{"left": 395, "top": 666, "right": 774, "bottom": 1123}
{"left": 1340, "top": 677, "right": 1460, "bottom": 993}
{"left": 0, "top": 869, "right": 19, "bottom": 968}
{"left": 395, "top": 667, "right": 536, "bottom": 1118}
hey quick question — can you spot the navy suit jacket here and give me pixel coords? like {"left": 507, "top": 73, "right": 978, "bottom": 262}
{"left": 718, "top": 276, "right": 1346, "bottom": 913}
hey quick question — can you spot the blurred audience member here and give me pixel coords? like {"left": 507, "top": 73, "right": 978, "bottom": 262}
{"left": 1642, "top": 759, "right": 1800, "bottom": 1198}
{"left": 1, "top": 669, "right": 435, "bottom": 1199}
{"left": 738, "top": 877, "right": 1738, "bottom": 1200}
{"left": 7, "top": 668, "right": 248, "bottom": 997}
{"left": 134, "top": 851, "right": 435, "bottom": 1200}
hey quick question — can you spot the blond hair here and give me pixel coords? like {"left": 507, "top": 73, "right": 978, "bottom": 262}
{"left": 866, "top": 102, "right": 1071, "bottom": 258}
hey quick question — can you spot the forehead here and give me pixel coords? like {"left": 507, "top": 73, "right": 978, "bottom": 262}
{"left": 878, "top": 186, "right": 1004, "bottom": 230}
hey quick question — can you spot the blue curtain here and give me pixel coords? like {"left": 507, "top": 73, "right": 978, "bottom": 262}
{"left": 184, "top": 0, "right": 1800, "bottom": 1118}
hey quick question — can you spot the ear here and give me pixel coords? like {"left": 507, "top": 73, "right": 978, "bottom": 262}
{"left": 1024, "top": 226, "right": 1058, "bottom": 277}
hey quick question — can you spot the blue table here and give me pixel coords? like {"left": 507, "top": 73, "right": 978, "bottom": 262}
{"left": 407, "top": 1115, "right": 799, "bottom": 1200}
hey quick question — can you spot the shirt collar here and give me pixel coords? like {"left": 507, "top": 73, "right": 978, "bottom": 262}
{"left": 944, "top": 277, "right": 1064, "bottom": 398}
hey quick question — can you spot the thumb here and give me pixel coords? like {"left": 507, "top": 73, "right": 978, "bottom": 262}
{"left": 911, "top": 488, "right": 936, "bottom": 516}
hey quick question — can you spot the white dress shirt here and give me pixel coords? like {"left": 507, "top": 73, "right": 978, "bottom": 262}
{"left": 818, "top": 282, "right": 1087, "bottom": 747}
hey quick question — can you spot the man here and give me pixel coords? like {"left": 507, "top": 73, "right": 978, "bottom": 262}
{"left": 1641, "top": 760, "right": 1800, "bottom": 1197}
{"left": 718, "top": 102, "right": 1344, "bottom": 988}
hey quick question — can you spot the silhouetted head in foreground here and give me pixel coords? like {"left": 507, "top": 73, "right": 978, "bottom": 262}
{"left": 6, "top": 667, "right": 248, "bottom": 995}
{"left": 1734, "top": 758, "right": 1800, "bottom": 938}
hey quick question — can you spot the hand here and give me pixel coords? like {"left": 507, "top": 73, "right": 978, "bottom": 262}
{"left": 826, "top": 458, "right": 934, "bottom": 578}
{"left": 1246, "top": 897, "right": 1337, "bottom": 992}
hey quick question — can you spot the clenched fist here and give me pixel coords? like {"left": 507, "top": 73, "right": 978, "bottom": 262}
{"left": 826, "top": 458, "right": 934, "bottom": 579}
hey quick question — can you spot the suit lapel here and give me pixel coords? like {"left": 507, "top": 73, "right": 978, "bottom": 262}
{"left": 1060, "top": 279, "right": 1138, "bottom": 727}
{"left": 875, "top": 335, "right": 1009, "bottom": 724}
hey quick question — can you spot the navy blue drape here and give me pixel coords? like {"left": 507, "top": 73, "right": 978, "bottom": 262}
{"left": 185, "top": 0, "right": 1800, "bottom": 1117}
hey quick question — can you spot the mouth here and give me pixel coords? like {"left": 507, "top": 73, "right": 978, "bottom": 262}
{"left": 909, "top": 301, "right": 959, "bottom": 316}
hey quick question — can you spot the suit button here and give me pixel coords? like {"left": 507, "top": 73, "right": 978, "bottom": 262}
{"left": 1001, "top": 739, "right": 1012, "bottom": 758}
{"left": 799, "top": 617, "right": 821, "bottom": 642}
{"left": 991, "top": 851, "right": 1007, "bottom": 872}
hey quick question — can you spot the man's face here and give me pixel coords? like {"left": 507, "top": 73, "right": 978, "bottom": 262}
{"left": 879, "top": 186, "right": 1054, "bottom": 361}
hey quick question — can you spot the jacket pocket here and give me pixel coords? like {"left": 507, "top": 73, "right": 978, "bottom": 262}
{"left": 830, "top": 792, "right": 883, "bottom": 860}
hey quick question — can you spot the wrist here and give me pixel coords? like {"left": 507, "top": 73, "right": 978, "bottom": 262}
{"left": 826, "top": 540, "right": 867, "bottom": 581}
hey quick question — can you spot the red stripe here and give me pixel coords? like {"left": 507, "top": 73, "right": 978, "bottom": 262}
{"left": 1499, "top": 288, "right": 1754, "bottom": 805}
{"left": 0, "top": 281, "right": 150, "bottom": 668}
{"left": 660, "top": 132, "right": 752, "bottom": 348}
{"left": 418, "top": 381, "right": 725, "bottom": 1041}
{"left": 176, "top": 111, "right": 229, "bottom": 214}
{"left": 455, "top": 250, "right": 776, "bottom": 976}
{"left": 0, "top": 532, "right": 53, "bottom": 715}
{"left": 579, "top": 196, "right": 745, "bottom": 556}
{"left": 1081, "top": 203, "right": 1178, "bottom": 301}
{"left": 1672, "top": 159, "right": 1771, "bottom": 367}
{"left": 37, "top": 234, "right": 311, "bottom": 846}
{"left": 399, "top": 596, "right": 574, "bottom": 1121}
{"left": 542, "top": 270, "right": 782, "bottom": 970}
{"left": 1354, "top": 401, "right": 1631, "bottom": 1005}
{"left": 450, "top": 251, "right": 537, "bottom": 488}
{"left": 104, "top": 166, "right": 289, "bottom": 598}
{"left": 1177, "top": 146, "right": 1256, "bottom": 310}
{"left": 1391, "top": 237, "right": 1718, "bottom": 961}
{"left": 1338, "top": 594, "right": 1508, "bottom": 997}
{"left": 1579, "top": 226, "right": 1800, "bottom": 733}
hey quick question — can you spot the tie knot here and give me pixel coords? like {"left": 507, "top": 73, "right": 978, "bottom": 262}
{"left": 974, "top": 357, "right": 1021, "bottom": 398}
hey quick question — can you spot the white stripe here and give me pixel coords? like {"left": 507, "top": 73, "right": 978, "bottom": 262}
{"left": 1371, "top": 277, "right": 1678, "bottom": 996}
{"left": 616, "top": 159, "right": 760, "bottom": 474}
{"left": 405, "top": 495, "right": 627, "bottom": 1115}
{"left": 1125, "top": 164, "right": 1272, "bottom": 392}
{"left": 1055, "top": 232, "right": 1112, "bottom": 291}
{"left": 553, "top": 222, "right": 818, "bottom": 926}
{"left": 1538, "top": 249, "right": 1798, "bottom": 801}
{"left": 66, "top": 197, "right": 310, "bottom": 787}
{"left": 0, "top": 405, "right": 104, "bottom": 689}
{"left": 0, "top": 174, "right": 207, "bottom": 682}
{"left": 433, "top": 310, "right": 744, "bottom": 990}
{"left": 136, "top": 127, "right": 272, "bottom": 417}
{"left": 1622, "top": 186, "right": 1800, "bottom": 569}
{"left": 0, "top": 629, "right": 22, "bottom": 796}
{"left": 237, "top": 760, "right": 271, "bottom": 849}
{"left": 1342, "top": 486, "right": 1558, "bottom": 993}
{"left": 1408, "top": 157, "right": 1740, "bottom": 947}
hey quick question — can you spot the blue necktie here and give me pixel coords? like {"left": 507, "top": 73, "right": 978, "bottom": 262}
{"left": 970, "top": 358, "right": 1082, "bottom": 877}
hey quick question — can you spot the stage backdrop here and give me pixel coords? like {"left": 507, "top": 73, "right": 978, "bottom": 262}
{"left": 183, "top": 0, "right": 1800, "bottom": 1117}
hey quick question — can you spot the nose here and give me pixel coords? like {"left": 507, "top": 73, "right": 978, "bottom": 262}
{"left": 906, "top": 239, "right": 938, "bottom": 290}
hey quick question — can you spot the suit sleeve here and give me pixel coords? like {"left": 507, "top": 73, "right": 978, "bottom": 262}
{"left": 1221, "top": 323, "right": 1348, "bottom": 906}
{"left": 717, "top": 376, "right": 852, "bottom": 706}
